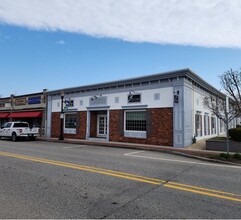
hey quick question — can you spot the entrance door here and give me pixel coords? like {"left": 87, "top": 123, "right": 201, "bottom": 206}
{"left": 97, "top": 114, "right": 107, "bottom": 137}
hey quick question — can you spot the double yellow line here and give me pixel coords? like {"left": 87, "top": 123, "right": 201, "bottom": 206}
{"left": 0, "top": 150, "right": 241, "bottom": 203}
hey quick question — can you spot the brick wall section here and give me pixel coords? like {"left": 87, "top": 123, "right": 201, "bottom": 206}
{"left": 109, "top": 108, "right": 173, "bottom": 146}
{"left": 51, "top": 108, "right": 173, "bottom": 146}
{"left": 51, "top": 111, "right": 87, "bottom": 139}
{"left": 147, "top": 108, "right": 173, "bottom": 146}
{"left": 90, "top": 111, "right": 97, "bottom": 137}
{"left": 51, "top": 112, "right": 60, "bottom": 138}
{"left": 79, "top": 111, "right": 87, "bottom": 139}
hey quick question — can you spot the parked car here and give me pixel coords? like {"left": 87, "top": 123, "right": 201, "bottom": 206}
{"left": 0, "top": 121, "right": 40, "bottom": 141}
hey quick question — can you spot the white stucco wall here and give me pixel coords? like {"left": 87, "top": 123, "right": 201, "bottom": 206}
{"left": 192, "top": 87, "right": 226, "bottom": 141}
{"left": 50, "top": 87, "right": 174, "bottom": 112}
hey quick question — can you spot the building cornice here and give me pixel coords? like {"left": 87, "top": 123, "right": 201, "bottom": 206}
{"left": 46, "top": 69, "right": 225, "bottom": 98}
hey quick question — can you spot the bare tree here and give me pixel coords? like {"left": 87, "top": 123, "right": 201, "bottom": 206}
{"left": 203, "top": 69, "right": 241, "bottom": 154}
{"left": 204, "top": 95, "right": 239, "bottom": 125}
{"left": 220, "top": 69, "right": 241, "bottom": 114}
{"left": 204, "top": 95, "right": 237, "bottom": 154}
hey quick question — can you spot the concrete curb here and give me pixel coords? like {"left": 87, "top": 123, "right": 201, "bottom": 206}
{"left": 37, "top": 137, "right": 241, "bottom": 167}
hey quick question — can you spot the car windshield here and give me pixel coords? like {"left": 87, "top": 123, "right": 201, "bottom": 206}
{"left": 13, "top": 123, "right": 29, "bottom": 128}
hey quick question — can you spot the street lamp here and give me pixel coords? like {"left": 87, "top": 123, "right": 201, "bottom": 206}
{"left": 59, "top": 90, "right": 64, "bottom": 140}
{"left": 10, "top": 94, "right": 15, "bottom": 122}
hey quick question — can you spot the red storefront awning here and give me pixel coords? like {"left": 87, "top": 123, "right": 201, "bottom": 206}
{"left": 8, "top": 111, "right": 42, "bottom": 118}
{"left": 0, "top": 112, "right": 9, "bottom": 118}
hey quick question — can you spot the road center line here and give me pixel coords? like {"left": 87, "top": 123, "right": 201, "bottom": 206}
{"left": 0, "top": 150, "right": 241, "bottom": 203}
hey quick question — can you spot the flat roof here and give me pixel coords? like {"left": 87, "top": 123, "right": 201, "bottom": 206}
{"left": 46, "top": 68, "right": 225, "bottom": 97}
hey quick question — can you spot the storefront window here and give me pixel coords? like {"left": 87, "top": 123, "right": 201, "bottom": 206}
{"left": 64, "top": 113, "right": 77, "bottom": 129}
{"left": 125, "top": 110, "right": 146, "bottom": 131}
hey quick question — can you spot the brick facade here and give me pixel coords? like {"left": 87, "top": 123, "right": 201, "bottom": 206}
{"left": 109, "top": 108, "right": 173, "bottom": 146}
{"left": 90, "top": 111, "right": 97, "bottom": 137}
{"left": 148, "top": 108, "right": 173, "bottom": 146}
{"left": 51, "top": 108, "right": 173, "bottom": 146}
{"left": 51, "top": 112, "right": 61, "bottom": 138}
{"left": 79, "top": 111, "right": 87, "bottom": 139}
{"left": 51, "top": 111, "right": 87, "bottom": 139}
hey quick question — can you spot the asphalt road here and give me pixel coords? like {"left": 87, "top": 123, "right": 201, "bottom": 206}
{"left": 0, "top": 139, "right": 241, "bottom": 219}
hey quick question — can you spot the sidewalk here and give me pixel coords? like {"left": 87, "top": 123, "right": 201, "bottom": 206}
{"left": 187, "top": 139, "right": 207, "bottom": 150}
{"left": 37, "top": 137, "right": 241, "bottom": 166}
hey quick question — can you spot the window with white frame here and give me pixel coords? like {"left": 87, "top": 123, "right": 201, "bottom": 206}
{"left": 125, "top": 110, "right": 146, "bottom": 132}
{"left": 64, "top": 113, "right": 77, "bottom": 129}
{"left": 220, "top": 119, "right": 224, "bottom": 133}
{"left": 195, "top": 112, "right": 202, "bottom": 137}
{"left": 211, "top": 116, "right": 216, "bottom": 134}
{"left": 204, "top": 113, "right": 210, "bottom": 136}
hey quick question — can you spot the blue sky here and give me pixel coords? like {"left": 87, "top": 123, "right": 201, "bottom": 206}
{"left": 0, "top": 0, "right": 241, "bottom": 97}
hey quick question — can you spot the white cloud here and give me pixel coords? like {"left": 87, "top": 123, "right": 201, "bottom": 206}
{"left": 0, "top": 0, "right": 241, "bottom": 48}
{"left": 55, "top": 40, "right": 65, "bottom": 45}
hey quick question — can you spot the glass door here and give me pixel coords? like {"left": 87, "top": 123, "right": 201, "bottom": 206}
{"left": 97, "top": 114, "right": 107, "bottom": 137}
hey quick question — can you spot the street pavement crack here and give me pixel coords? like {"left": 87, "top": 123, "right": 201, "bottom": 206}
{"left": 104, "top": 162, "right": 198, "bottom": 218}
{"left": 100, "top": 184, "right": 163, "bottom": 219}
{"left": 165, "top": 163, "right": 198, "bottom": 183}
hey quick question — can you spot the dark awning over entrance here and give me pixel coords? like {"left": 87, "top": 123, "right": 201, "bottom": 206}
{"left": 8, "top": 111, "right": 42, "bottom": 118}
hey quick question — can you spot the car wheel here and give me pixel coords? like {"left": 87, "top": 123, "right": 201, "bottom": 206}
{"left": 11, "top": 132, "right": 18, "bottom": 141}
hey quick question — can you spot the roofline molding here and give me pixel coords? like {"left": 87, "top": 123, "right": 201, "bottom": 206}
{"left": 46, "top": 68, "right": 225, "bottom": 98}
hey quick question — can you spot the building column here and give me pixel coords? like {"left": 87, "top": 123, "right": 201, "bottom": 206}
{"left": 106, "top": 109, "right": 110, "bottom": 141}
{"left": 86, "top": 110, "right": 90, "bottom": 140}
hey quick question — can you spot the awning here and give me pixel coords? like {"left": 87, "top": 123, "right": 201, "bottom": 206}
{"left": 8, "top": 111, "right": 42, "bottom": 118}
{"left": 0, "top": 112, "right": 9, "bottom": 118}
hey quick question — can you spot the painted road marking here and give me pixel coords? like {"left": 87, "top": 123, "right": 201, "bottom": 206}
{"left": 63, "top": 145, "right": 89, "bottom": 149}
{"left": 124, "top": 151, "right": 146, "bottom": 156}
{"left": 124, "top": 151, "right": 241, "bottom": 169}
{"left": 0, "top": 151, "right": 241, "bottom": 203}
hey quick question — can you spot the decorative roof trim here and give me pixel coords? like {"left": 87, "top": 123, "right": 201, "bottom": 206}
{"left": 46, "top": 69, "right": 225, "bottom": 98}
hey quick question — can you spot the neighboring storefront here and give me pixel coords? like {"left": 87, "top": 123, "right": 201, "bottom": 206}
{"left": 46, "top": 69, "right": 236, "bottom": 148}
{"left": 0, "top": 90, "right": 47, "bottom": 135}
